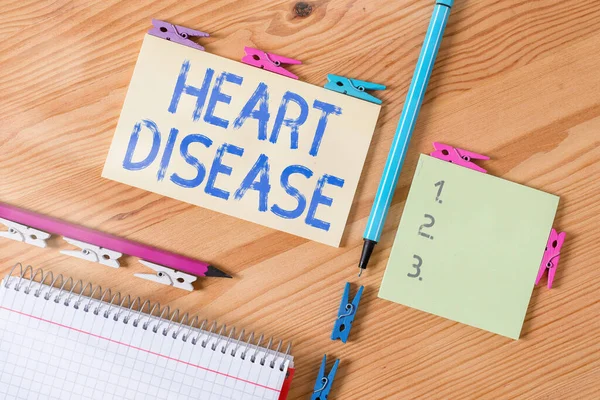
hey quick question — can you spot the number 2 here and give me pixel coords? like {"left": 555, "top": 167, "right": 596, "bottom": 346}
{"left": 418, "top": 214, "right": 435, "bottom": 239}
{"left": 408, "top": 255, "right": 423, "bottom": 280}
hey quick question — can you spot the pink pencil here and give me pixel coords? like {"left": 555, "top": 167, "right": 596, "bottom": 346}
{"left": 0, "top": 202, "right": 230, "bottom": 278}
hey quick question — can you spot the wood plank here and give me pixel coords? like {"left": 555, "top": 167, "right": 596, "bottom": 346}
{"left": 1, "top": 0, "right": 599, "bottom": 398}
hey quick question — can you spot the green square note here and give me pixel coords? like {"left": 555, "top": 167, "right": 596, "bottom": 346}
{"left": 379, "top": 155, "right": 559, "bottom": 339}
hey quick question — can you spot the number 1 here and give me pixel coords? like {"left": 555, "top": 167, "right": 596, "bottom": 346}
{"left": 435, "top": 180, "right": 445, "bottom": 203}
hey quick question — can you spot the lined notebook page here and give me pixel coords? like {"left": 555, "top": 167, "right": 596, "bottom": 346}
{"left": 0, "top": 276, "right": 291, "bottom": 400}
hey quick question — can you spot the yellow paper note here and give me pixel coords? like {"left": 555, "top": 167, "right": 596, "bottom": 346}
{"left": 103, "top": 35, "right": 381, "bottom": 246}
{"left": 379, "top": 155, "right": 559, "bottom": 339}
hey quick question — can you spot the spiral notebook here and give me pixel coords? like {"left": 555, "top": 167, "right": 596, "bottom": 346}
{"left": 0, "top": 265, "right": 294, "bottom": 400}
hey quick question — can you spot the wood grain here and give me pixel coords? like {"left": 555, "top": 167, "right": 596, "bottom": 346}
{"left": 1, "top": 0, "right": 599, "bottom": 398}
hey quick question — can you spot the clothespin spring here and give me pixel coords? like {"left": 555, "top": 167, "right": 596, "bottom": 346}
{"left": 265, "top": 53, "right": 281, "bottom": 67}
{"left": 158, "top": 271, "right": 175, "bottom": 285}
{"left": 338, "top": 304, "right": 354, "bottom": 319}
{"left": 314, "top": 377, "right": 329, "bottom": 394}
{"left": 546, "top": 254, "right": 561, "bottom": 268}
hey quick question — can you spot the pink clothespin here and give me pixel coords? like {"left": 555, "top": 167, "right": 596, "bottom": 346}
{"left": 241, "top": 47, "right": 301, "bottom": 79}
{"left": 148, "top": 19, "right": 210, "bottom": 51}
{"left": 430, "top": 142, "right": 490, "bottom": 173}
{"left": 535, "top": 229, "right": 566, "bottom": 289}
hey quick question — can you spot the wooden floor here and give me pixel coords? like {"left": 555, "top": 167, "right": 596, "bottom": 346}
{"left": 1, "top": 0, "right": 599, "bottom": 398}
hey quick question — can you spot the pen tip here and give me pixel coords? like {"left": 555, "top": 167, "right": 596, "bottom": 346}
{"left": 359, "top": 239, "right": 377, "bottom": 271}
{"left": 358, "top": 268, "right": 363, "bottom": 278}
{"left": 205, "top": 265, "right": 232, "bottom": 279}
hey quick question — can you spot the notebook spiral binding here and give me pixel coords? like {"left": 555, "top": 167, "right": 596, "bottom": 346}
{"left": 4, "top": 263, "right": 292, "bottom": 371}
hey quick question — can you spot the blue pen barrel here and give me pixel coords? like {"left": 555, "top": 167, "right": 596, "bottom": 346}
{"left": 360, "top": 0, "right": 453, "bottom": 271}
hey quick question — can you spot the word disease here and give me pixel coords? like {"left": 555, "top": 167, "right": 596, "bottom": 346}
{"left": 122, "top": 60, "right": 345, "bottom": 232}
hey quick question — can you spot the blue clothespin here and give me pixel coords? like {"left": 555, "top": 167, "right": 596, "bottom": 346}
{"left": 331, "top": 282, "right": 364, "bottom": 343}
{"left": 311, "top": 355, "right": 340, "bottom": 400}
{"left": 324, "top": 74, "right": 386, "bottom": 105}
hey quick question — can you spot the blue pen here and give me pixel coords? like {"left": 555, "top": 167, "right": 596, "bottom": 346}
{"left": 359, "top": 0, "right": 454, "bottom": 275}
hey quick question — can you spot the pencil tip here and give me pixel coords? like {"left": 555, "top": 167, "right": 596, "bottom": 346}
{"left": 205, "top": 265, "right": 232, "bottom": 278}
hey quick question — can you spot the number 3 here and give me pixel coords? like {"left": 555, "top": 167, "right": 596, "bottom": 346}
{"left": 408, "top": 255, "right": 423, "bottom": 279}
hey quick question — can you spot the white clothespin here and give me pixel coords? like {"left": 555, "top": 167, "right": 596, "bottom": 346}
{"left": 60, "top": 237, "right": 122, "bottom": 268}
{"left": 0, "top": 218, "right": 51, "bottom": 248}
{"left": 134, "top": 260, "right": 197, "bottom": 291}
